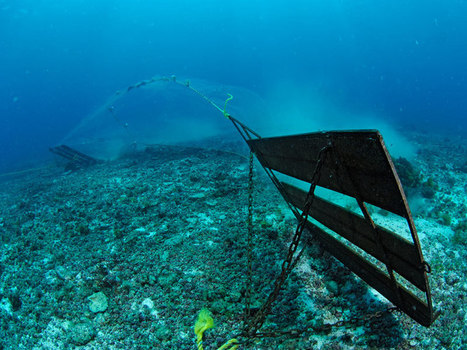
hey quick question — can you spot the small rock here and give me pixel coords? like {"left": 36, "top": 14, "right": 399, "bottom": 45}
{"left": 94, "top": 313, "right": 106, "bottom": 324}
{"left": 68, "top": 321, "right": 96, "bottom": 346}
{"left": 0, "top": 297, "right": 13, "bottom": 316}
{"left": 325, "top": 280, "right": 339, "bottom": 295}
{"left": 154, "top": 325, "right": 171, "bottom": 341}
{"left": 88, "top": 292, "right": 108, "bottom": 313}
{"left": 140, "top": 297, "right": 159, "bottom": 317}
{"left": 445, "top": 272, "right": 459, "bottom": 286}
{"left": 421, "top": 338, "right": 432, "bottom": 347}
{"left": 55, "top": 266, "right": 73, "bottom": 280}
{"left": 8, "top": 293, "right": 21, "bottom": 311}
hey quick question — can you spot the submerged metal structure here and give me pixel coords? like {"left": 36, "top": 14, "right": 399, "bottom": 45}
{"left": 54, "top": 76, "right": 437, "bottom": 329}
{"left": 229, "top": 117, "right": 437, "bottom": 327}
{"left": 50, "top": 145, "right": 99, "bottom": 169}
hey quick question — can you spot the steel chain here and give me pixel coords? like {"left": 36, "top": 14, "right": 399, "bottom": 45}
{"left": 242, "top": 145, "right": 330, "bottom": 337}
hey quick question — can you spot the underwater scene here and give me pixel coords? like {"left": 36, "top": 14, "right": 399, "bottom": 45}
{"left": 0, "top": 1, "right": 466, "bottom": 349}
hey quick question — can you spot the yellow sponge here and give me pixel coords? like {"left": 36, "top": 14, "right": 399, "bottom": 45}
{"left": 194, "top": 308, "right": 214, "bottom": 349}
{"left": 194, "top": 308, "right": 238, "bottom": 350}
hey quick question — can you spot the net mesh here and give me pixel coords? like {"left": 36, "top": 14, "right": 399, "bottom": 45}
{"left": 61, "top": 76, "right": 269, "bottom": 160}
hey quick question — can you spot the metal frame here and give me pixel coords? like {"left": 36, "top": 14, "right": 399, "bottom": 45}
{"left": 228, "top": 115, "right": 437, "bottom": 327}
{"left": 49, "top": 145, "right": 99, "bottom": 168}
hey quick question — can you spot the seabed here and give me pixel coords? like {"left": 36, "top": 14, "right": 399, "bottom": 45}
{"left": 0, "top": 131, "right": 466, "bottom": 349}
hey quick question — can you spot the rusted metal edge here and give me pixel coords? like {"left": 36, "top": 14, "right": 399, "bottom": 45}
{"left": 376, "top": 132, "right": 435, "bottom": 318}
{"left": 227, "top": 115, "right": 262, "bottom": 142}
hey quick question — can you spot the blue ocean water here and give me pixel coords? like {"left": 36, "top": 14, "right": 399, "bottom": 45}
{"left": 1, "top": 0, "right": 466, "bottom": 172}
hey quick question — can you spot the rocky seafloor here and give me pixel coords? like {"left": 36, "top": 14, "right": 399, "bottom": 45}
{"left": 0, "top": 132, "right": 466, "bottom": 349}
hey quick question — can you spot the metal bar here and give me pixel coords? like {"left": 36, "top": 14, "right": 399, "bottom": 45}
{"left": 327, "top": 135, "right": 405, "bottom": 306}
{"left": 227, "top": 115, "right": 262, "bottom": 141}
{"left": 303, "top": 219, "right": 434, "bottom": 327}
{"left": 281, "top": 183, "right": 427, "bottom": 291}
{"left": 379, "top": 138, "right": 435, "bottom": 318}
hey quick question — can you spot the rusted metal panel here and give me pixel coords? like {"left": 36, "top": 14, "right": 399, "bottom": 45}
{"left": 281, "top": 182, "right": 427, "bottom": 292}
{"left": 303, "top": 219, "right": 434, "bottom": 327}
{"left": 248, "top": 131, "right": 407, "bottom": 216}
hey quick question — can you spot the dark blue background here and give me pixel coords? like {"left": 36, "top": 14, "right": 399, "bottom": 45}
{"left": 1, "top": 1, "right": 466, "bottom": 172}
